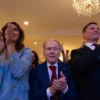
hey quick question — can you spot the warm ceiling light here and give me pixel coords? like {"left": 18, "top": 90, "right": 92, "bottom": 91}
{"left": 34, "top": 42, "right": 37, "bottom": 44}
{"left": 72, "top": 0, "right": 100, "bottom": 17}
{"left": 24, "top": 21, "right": 29, "bottom": 25}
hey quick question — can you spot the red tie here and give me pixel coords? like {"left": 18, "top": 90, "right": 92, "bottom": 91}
{"left": 49, "top": 66, "right": 58, "bottom": 100}
{"left": 49, "top": 66, "right": 57, "bottom": 84}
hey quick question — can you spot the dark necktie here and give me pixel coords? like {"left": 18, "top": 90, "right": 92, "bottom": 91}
{"left": 49, "top": 66, "right": 57, "bottom": 84}
{"left": 49, "top": 66, "right": 58, "bottom": 100}
{"left": 92, "top": 44, "right": 98, "bottom": 49}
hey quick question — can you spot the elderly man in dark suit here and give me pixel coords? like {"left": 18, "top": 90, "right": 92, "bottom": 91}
{"left": 30, "top": 39, "right": 77, "bottom": 100}
{"left": 70, "top": 22, "right": 100, "bottom": 100}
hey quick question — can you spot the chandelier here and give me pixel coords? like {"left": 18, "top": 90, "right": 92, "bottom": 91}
{"left": 72, "top": 0, "right": 100, "bottom": 17}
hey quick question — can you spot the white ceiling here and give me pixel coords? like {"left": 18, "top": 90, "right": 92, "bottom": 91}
{"left": 0, "top": 0, "right": 100, "bottom": 61}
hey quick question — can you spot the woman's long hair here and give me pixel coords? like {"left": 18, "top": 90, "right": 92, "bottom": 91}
{"left": 2, "top": 22, "right": 25, "bottom": 51}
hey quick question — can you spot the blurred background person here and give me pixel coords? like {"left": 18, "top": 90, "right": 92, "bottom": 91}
{"left": 29, "top": 50, "right": 39, "bottom": 71}
{"left": 29, "top": 50, "right": 39, "bottom": 100}
{"left": 59, "top": 43, "right": 69, "bottom": 63}
{"left": 66, "top": 50, "right": 69, "bottom": 62}
{"left": 0, "top": 31, "right": 5, "bottom": 63}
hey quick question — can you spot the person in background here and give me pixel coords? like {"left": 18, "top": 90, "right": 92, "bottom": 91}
{"left": 29, "top": 50, "right": 39, "bottom": 100}
{"left": 65, "top": 50, "right": 69, "bottom": 62}
{"left": 29, "top": 50, "right": 39, "bottom": 71}
{"left": 0, "top": 32, "right": 5, "bottom": 63}
{"left": 59, "top": 43, "right": 69, "bottom": 63}
{"left": 0, "top": 22, "right": 32, "bottom": 100}
{"left": 30, "top": 39, "right": 77, "bottom": 100}
{"left": 70, "top": 22, "right": 100, "bottom": 100}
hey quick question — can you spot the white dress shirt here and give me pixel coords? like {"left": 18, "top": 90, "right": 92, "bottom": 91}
{"left": 85, "top": 43, "right": 97, "bottom": 50}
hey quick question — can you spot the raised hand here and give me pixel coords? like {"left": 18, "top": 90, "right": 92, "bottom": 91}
{"left": 59, "top": 71, "right": 68, "bottom": 91}
{"left": 5, "top": 23, "right": 16, "bottom": 55}
{"left": 5, "top": 22, "right": 15, "bottom": 44}
{"left": 60, "top": 43, "right": 64, "bottom": 53}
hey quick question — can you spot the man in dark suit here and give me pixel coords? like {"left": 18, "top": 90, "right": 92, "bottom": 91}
{"left": 70, "top": 22, "right": 100, "bottom": 100}
{"left": 30, "top": 39, "right": 77, "bottom": 100}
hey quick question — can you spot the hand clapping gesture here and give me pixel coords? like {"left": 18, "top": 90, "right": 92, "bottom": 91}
{"left": 5, "top": 23, "right": 16, "bottom": 45}
{"left": 50, "top": 71, "right": 68, "bottom": 94}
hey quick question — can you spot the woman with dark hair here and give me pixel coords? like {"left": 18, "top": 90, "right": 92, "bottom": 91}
{"left": 29, "top": 50, "right": 39, "bottom": 79}
{"left": 2, "top": 22, "right": 25, "bottom": 52}
{"left": 0, "top": 22, "right": 32, "bottom": 100}
{"left": 32, "top": 50, "right": 39, "bottom": 66}
{"left": 29, "top": 50, "right": 39, "bottom": 100}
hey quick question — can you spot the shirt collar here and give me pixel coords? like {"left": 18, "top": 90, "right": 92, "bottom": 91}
{"left": 85, "top": 43, "right": 93, "bottom": 48}
{"left": 85, "top": 42, "right": 98, "bottom": 50}
{"left": 47, "top": 62, "right": 58, "bottom": 68}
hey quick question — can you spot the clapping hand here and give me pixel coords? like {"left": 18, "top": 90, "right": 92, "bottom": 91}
{"left": 52, "top": 71, "right": 68, "bottom": 91}
{"left": 5, "top": 22, "right": 15, "bottom": 44}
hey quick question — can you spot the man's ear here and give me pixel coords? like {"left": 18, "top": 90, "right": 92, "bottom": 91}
{"left": 82, "top": 32, "right": 86, "bottom": 39}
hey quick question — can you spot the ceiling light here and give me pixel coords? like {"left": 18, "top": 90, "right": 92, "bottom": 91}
{"left": 34, "top": 42, "right": 37, "bottom": 44}
{"left": 72, "top": 0, "right": 100, "bottom": 17}
{"left": 24, "top": 21, "right": 29, "bottom": 25}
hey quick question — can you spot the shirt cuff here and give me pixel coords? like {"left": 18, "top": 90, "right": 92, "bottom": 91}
{"left": 62, "top": 84, "right": 68, "bottom": 94}
{"left": 46, "top": 87, "right": 53, "bottom": 98}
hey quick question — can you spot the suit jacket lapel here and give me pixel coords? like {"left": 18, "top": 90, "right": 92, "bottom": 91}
{"left": 40, "top": 62, "right": 50, "bottom": 88}
{"left": 58, "top": 62, "right": 61, "bottom": 79}
{"left": 83, "top": 45, "right": 95, "bottom": 51}
{"left": 58, "top": 62, "right": 67, "bottom": 79}
{"left": 82, "top": 45, "right": 93, "bottom": 53}
{"left": 58, "top": 62, "right": 68, "bottom": 79}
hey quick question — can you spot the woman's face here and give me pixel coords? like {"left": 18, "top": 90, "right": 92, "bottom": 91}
{"left": 5, "top": 23, "right": 20, "bottom": 42}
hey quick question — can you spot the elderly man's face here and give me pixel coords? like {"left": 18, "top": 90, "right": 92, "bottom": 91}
{"left": 43, "top": 40, "right": 60, "bottom": 64}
